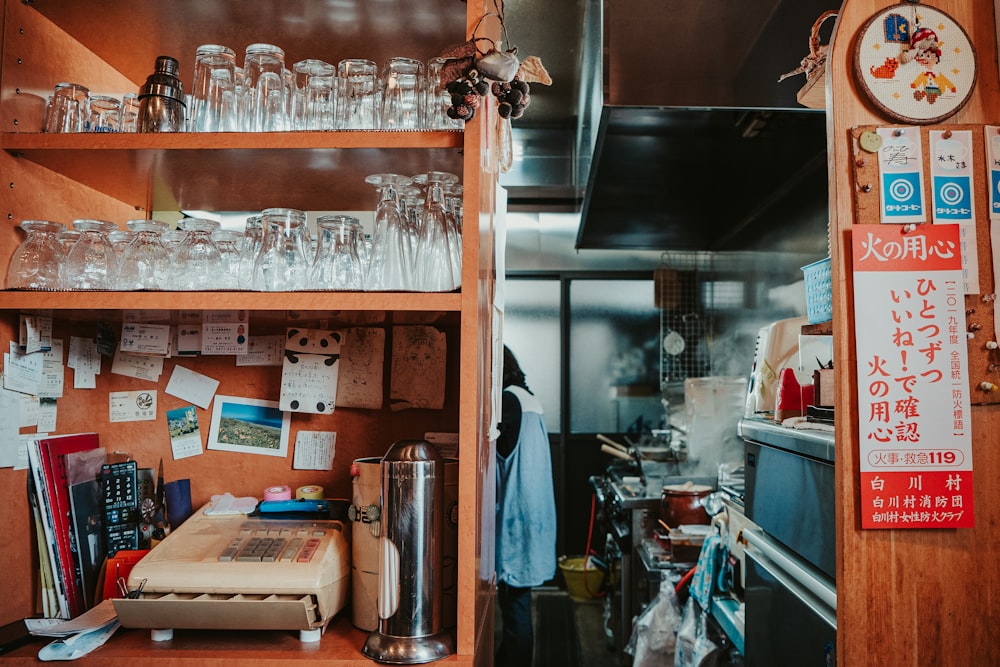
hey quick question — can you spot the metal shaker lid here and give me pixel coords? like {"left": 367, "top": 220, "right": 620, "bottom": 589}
{"left": 138, "top": 55, "right": 185, "bottom": 104}
{"left": 382, "top": 439, "right": 442, "bottom": 463}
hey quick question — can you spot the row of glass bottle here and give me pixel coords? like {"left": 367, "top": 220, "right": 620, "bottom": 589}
{"left": 5, "top": 171, "right": 463, "bottom": 292}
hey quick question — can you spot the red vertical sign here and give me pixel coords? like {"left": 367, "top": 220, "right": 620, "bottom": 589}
{"left": 853, "top": 224, "right": 974, "bottom": 529}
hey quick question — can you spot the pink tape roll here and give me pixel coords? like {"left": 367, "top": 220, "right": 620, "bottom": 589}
{"left": 263, "top": 484, "right": 292, "bottom": 501}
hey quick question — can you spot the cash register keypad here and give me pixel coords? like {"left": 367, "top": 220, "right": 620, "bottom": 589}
{"left": 218, "top": 527, "right": 325, "bottom": 563}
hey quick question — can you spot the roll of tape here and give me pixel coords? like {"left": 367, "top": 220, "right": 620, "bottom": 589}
{"left": 296, "top": 485, "right": 324, "bottom": 500}
{"left": 264, "top": 485, "right": 292, "bottom": 501}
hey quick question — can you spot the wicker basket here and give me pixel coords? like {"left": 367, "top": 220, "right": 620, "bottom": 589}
{"left": 802, "top": 257, "right": 833, "bottom": 324}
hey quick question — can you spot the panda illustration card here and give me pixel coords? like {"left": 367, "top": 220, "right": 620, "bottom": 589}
{"left": 280, "top": 328, "right": 343, "bottom": 414}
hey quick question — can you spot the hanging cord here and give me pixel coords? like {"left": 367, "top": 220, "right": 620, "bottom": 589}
{"left": 583, "top": 492, "right": 606, "bottom": 598}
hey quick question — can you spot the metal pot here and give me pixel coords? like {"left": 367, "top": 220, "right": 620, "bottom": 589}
{"left": 660, "top": 481, "right": 713, "bottom": 527}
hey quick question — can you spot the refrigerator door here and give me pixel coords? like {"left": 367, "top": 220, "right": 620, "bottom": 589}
{"left": 744, "top": 529, "right": 836, "bottom": 666}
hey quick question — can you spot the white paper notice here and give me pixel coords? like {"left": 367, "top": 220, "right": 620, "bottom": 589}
{"left": 111, "top": 350, "right": 164, "bottom": 381}
{"left": 19, "top": 313, "right": 51, "bottom": 353}
{"left": 4, "top": 344, "right": 43, "bottom": 395}
{"left": 109, "top": 390, "right": 157, "bottom": 422}
{"left": 19, "top": 394, "right": 39, "bottom": 427}
{"left": 69, "top": 336, "right": 101, "bottom": 389}
{"left": 39, "top": 339, "right": 64, "bottom": 399}
{"left": 292, "top": 431, "right": 336, "bottom": 471}
{"left": 173, "top": 324, "right": 202, "bottom": 356}
{"left": 236, "top": 335, "right": 285, "bottom": 367}
{"left": 166, "top": 405, "right": 203, "bottom": 460}
{"left": 37, "top": 398, "right": 57, "bottom": 433}
{"left": 165, "top": 365, "right": 219, "bottom": 409}
{"left": 201, "top": 323, "right": 249, "bottom": 355}
{"left": 120, "top": 322, "right": 171, "bottom": 355}
{"left": 336, "top": 328, "right": 385, "bottom": 409}
{"left": 280, "top": 328, "right": 342, "bottom": 414}
{"left": 0, "top": 387, "right": 21, "bottom": 467}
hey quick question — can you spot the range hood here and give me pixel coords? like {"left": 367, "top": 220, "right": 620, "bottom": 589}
{"left": 572, "top": 0, "right": 841, "bottom": 252}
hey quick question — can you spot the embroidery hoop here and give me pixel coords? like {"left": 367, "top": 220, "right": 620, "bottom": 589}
{"left": 853, "top": 3, "right": 976, "bottom": 124}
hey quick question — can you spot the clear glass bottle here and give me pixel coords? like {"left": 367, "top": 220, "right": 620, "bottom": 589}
{"left": 311, "top": 215, "right": 365, "bottom": 290}
{"left": 63, "top": 219, "right": 118, "bottom": 290}
{"left": 253, "top": 208, "right": 309, "bottom": 291}
{"left": 117, "top": 219, "right": 170, "bottom": 290}
{"left": 6, "top": 220, "right": 66, "bottom": 290}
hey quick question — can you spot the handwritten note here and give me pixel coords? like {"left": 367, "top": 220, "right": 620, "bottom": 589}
{"left": 280, "top": 328, "right": 342, "bottom": 414}
{"left": 292, "top": 431, "right": 336, "bottom": 470}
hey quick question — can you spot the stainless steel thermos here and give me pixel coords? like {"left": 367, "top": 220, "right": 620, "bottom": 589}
{"left": 137, "top": 55, "right": 185, "bottom": 132}
{"left": 362, "top": 439, "right": 454, "bottom": 664}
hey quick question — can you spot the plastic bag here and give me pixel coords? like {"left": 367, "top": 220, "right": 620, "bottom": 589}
{"left": 626, "top": 575, "right": 682, "bottom": 667}
{"left": 673, "top": 597, "right": 719, "bottom": 667}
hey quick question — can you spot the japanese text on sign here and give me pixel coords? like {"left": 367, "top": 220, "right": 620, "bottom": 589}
{"left": 853, "top": 223, "right": 974, "bottom": 529}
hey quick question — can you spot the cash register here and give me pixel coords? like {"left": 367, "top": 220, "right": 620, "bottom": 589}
{"left": 112, "top": 499, "right": 350, "bottom": 642}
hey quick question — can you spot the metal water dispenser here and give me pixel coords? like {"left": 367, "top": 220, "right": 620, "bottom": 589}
{"left": 362, "top": 439, "right": 453, "bottom": 664}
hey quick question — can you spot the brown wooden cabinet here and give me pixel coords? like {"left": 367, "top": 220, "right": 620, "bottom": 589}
{"left": 0, "top": 1, "right": 499, "bottom": 664}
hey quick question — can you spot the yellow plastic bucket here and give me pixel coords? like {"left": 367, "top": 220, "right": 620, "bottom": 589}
{"left": 557, "top": 556, "right": 605, "bottom": 601}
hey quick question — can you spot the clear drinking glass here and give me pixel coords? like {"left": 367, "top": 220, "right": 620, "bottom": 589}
{"left": 427, "top": 58, "right": 464, "bottom": 130}
{"left": 444, "top": 183, "right": 464, "bottom": 287}
{"left": 252, "top": 208, "right": 310, "bottom": 291}
{"left": 380, "top": 57, "right": 425, "bottom": 130}
{"left": 191, "top": 44, "right": 238, "bottom": 132}
{"left": 63, "top": 219, "right": 118, "bottom": 290}
{"left": 6, "top": 220, "right": 65, "bottom": 290}
{"left": 44, "top": 82, "right": 90, "bottom": 133}
{"left": 212, "top": 229, "right": 243, "bottom": 289}
{"left": 412, "top": 171, "right": 460, "bottom": 291}
{"left": 310, "top": 215, "right": 365, "bottom": 290}
{"left": 57, "top": 230, "right": 81, "bottom": 256}
{"left": 243, "top": 43, "right": 288, "bottom": 131}
{"left": 292, "top": 59, "right": 336, "bottom": 130}
{"left": 336, "top": 59, "right": 379, "bottom": 130}
{"left": 120, "top": 93, "right": 140, "bottom": 132}
{"left": 365, "top": 174, "right": 414, "bottom": 291}
{"left": 117, "top": 219, "right": 170, "bottom": 290}
{"left": 172, "top": 218, "right": 223, "bottom": 290}
{"left": 238, "top": 215, "right": 263, "bottom": 289}
{"left": 87, "top": 95, "right": 122, "bottom": 132}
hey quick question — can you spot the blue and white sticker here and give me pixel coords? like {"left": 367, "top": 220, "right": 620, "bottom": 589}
{"left": 930, "top": 129, "right": 978, "bottom": 293}
{"left": 876, "top": 127, "right": 926, "bottom": 224}
{"left": 985, "top": 126, "right": 1000, "bottom": 221}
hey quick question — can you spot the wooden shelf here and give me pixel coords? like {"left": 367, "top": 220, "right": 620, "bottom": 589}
{"left": 0, "top": 290, "right": 463, "bottom": 313}
{"left": 3, "top": 132, "right": 464, "bottom": 212}
{"left": 0, "top": 614, "right": 473, "bottom": 665}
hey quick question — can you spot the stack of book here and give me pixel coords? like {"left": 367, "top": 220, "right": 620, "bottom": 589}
{"left": 25, "top": 433, "right": 107, "bottom": 620}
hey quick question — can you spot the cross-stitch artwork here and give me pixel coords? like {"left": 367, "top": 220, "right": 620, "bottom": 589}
{"left": 853, "top": 4, "right": 976, "bottom": 124}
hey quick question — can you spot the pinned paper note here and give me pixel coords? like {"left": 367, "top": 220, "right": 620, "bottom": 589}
{"left": 390, "top": 326, "right": 446, "bottom": 411}
{"left": 292, "top": 430, "right": 336, "bottom": 470}
{"left": 336, "top": 328, "right": 385, "bottom": 409}
{"left": 280, "top": 328, "right": 342, "bottom": 414}
{"left": 109, "top": 390, "right": 157, "bottom": 422}
{"left": 166, "top": 406, "right": 203, "bottom": 460}
{"left": 165, "top": 365, "right": 219, "bottom": 409}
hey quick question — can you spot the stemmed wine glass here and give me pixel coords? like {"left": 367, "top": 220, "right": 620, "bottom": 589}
{"left": 412, "top": 171, "right": 460, "bottom": 291}
{"left": 364, "top": 174, "right": 414, "bottom": 291}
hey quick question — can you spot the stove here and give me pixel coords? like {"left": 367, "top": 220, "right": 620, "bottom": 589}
{"left": 589, "top": 461, "right": 717, "bottom": 662}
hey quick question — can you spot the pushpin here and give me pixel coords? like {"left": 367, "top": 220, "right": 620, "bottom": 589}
{"left": 981, "top": 381, "right": 999, "bottom": 392}
{"left": 987, "top": 341, "right": 999, "bottom": 350}
{"left": 969, "top": 323, "right": 982, "bottom": 332}
{"left": 902, "top": 223, "right": 917, "bottom": 233}
{"left": 984, "top": 294, "right": 997, "bottom": 303}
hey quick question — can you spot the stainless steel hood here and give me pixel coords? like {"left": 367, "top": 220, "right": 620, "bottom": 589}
{"left": 500, "top": 0, "right": 840, "bottom": 255}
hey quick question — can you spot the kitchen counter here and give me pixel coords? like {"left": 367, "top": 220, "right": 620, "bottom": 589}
{"left": 738, "top": 417, "right": 835, "bottom": 463}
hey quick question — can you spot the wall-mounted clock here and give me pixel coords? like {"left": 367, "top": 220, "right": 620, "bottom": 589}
{"left": 853, "top": 3, "right": 976, "bottom": 124}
